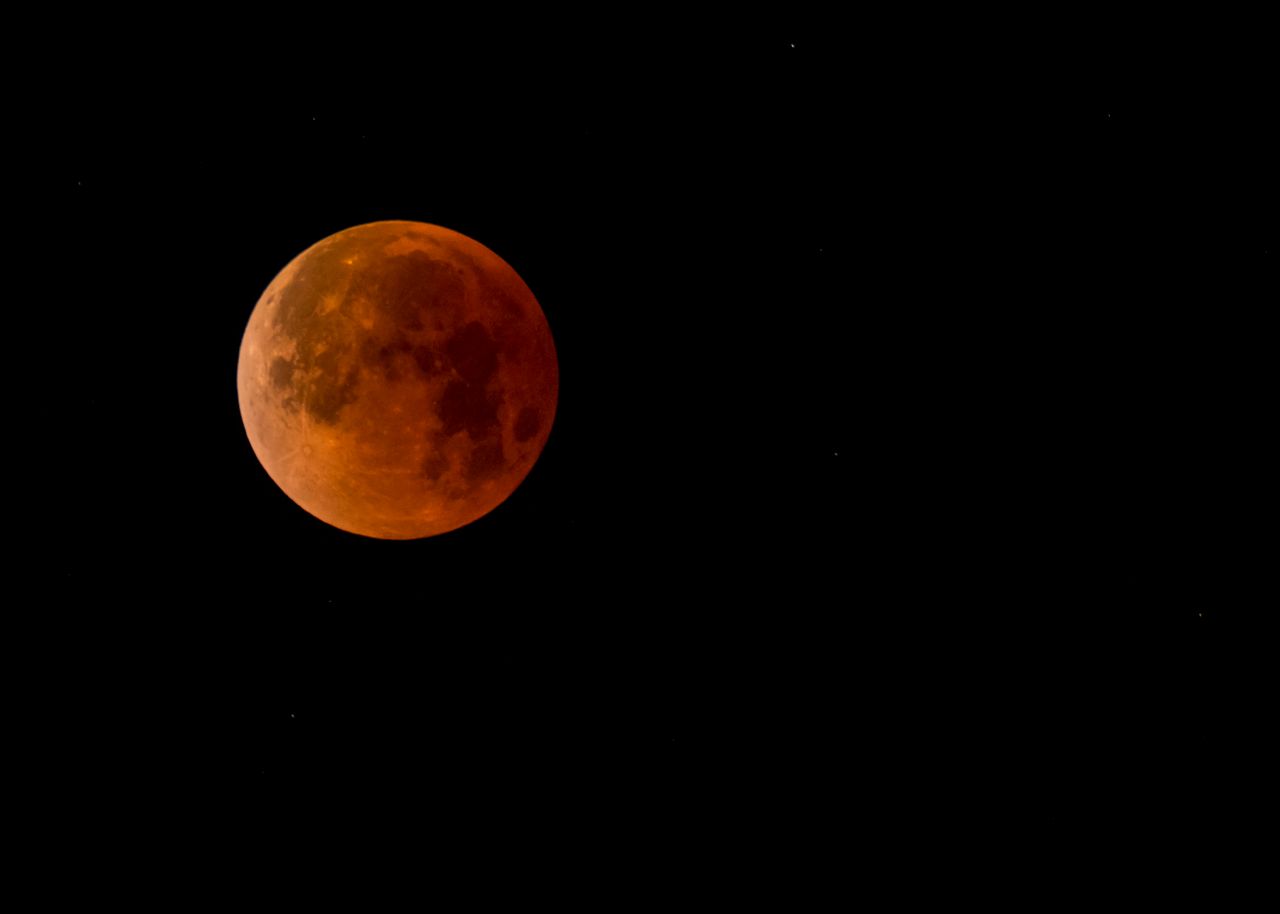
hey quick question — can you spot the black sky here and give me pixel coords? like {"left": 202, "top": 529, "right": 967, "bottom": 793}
{"left": 25, "top": 21, "right": 1272, "bottom": 892}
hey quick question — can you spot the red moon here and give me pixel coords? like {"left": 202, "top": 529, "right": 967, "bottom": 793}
{"left": 237, "top": 221, "right": 558, "bottom": 539}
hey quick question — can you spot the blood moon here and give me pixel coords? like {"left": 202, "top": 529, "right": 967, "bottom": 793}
{"left": 237, "top": 221, "right": 558, "bottom": 539}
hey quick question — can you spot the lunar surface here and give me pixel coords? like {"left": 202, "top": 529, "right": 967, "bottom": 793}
{"left": 237, "top": 221, "right": 558, "bottom": 539}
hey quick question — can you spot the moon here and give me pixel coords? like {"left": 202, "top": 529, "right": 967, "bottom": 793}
{"left": 237, "top": 221, "right": 558, "bottom": 539}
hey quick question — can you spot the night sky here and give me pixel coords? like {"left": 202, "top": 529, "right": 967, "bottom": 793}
{"left": 28, "top": 22, "right": 1270, "bottom": 891}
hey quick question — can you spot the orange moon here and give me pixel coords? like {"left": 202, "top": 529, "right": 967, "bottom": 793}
{"left": 237, "top": 221, "right": 558, "bottom": 539}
